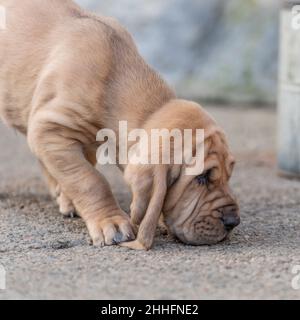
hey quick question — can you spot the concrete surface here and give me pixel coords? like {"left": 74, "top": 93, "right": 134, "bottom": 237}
{"left": 0, "top": 106, "right": 300, "bottom": 300}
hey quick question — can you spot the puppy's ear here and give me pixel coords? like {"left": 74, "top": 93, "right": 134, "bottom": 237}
{"left": 122, "top": 165, "right": 168, "bottom": 250}
{"left": 125, "top": 165, "right": 152, "bottom": 227}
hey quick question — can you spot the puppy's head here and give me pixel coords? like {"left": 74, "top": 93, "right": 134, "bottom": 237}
{"left": 161, "top": 101, "right": 239, "bottom": 245}
{"left": 125, "top": 99, "right": 239, "bottom": 248}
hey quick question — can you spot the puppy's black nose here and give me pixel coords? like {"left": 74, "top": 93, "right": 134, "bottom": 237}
{"left": 223, "top": 215, "right": 240, "bottom": 231}
{"left": 221, "top": 206, "right": 240, "bottom": 231}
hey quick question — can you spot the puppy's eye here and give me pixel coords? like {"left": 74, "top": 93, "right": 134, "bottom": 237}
{"left": 196, "top": 172, "right": 209, "bottom": 185}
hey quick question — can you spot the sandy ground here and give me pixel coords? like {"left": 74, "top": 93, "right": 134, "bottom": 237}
{"left": 0, "top": 105, "right": 299, "bottom": 300}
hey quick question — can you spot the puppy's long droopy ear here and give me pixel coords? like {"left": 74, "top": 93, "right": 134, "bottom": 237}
{"left": 121, "top": 166, "right": 168, "bottom": 250}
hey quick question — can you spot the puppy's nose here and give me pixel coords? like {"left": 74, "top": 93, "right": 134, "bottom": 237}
{"left": 223, "top": 215, "right": 240, "bottom": 231}
{"left": 221, "top": 206, "right": 240, "bottom": 231}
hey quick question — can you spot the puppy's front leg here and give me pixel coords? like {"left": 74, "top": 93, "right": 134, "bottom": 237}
{"left": 29, "top": 123, "right": 135, "bottom": 246}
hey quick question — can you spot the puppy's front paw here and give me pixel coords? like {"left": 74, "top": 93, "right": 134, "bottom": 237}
{"left": 86, "top": 213, "right": 135, "bottom": 247}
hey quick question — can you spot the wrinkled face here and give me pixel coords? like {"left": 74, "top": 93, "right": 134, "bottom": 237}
{"left": 163, "top": 130, "right": 239, "bottom": 245}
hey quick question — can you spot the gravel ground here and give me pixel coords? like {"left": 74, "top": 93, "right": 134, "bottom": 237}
{"left": 0, "top": 105, "right": 299, "bottom": 300}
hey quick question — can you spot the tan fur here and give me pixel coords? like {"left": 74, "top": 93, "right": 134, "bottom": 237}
{"left": 0, "top": 0, "right": 239, "bottom": 250}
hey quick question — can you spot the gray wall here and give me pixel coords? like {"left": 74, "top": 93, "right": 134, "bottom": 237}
{"left": 76, "top": 0, "right": 280, "bottom": 104}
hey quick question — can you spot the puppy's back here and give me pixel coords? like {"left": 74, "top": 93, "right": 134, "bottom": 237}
{"left": 0, "top": 0, "right": 111, "bottom": 130}
{"left": 0, "top": 0, "right": 174, "bottom": 133}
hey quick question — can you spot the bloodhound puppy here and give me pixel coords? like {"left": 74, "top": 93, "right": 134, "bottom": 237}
{"left": 0, "top": 0, "right": 240, "bottom": 250}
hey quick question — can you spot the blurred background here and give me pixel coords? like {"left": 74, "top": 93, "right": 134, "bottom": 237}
{"left": 77, "top": 0, "right": 280, "bottom": 105}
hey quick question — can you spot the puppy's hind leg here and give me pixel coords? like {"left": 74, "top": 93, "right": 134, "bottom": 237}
{"left": 39, "top": 161, "right": 59, "bottom": 199}
{"left": 57, "top": 192, "right": 77, "bottom": 218}
{"left": 39, "top": 161, "right": 77, "bottom": 218}
{"left": 57, "top": 148, "right": 97, "bottom": 219}
{"left": 57, "top": 149, "right": 97, "bottom": 219}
